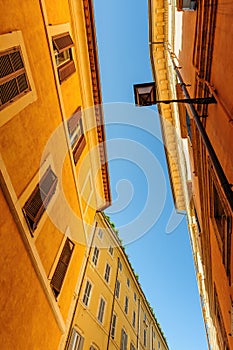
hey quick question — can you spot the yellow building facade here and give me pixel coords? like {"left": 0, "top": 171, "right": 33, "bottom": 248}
{"left": 65, "top": 212, "right": 169, "bottom": 350}
{"left": 0, "top": 0, "right": 110, "bottom": 348}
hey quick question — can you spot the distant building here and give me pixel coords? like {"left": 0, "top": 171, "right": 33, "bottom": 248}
{"left": 64, "top": 212, "right": 169, "bottom": 350}
{"left": 149, "top": 0, "right": 233, "bottom": 349}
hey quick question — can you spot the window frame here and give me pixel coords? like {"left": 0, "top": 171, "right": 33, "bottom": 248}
{"left": 66, "top": 328, "right": 84, "bottom": 350}
{"left": 209, "top": 170, "right": 232, "bottom": 280}
{"left": 111, "top": 313, "right": 117, "bottom": 339}
{"left": 67, "top": 107, "right": 86, "bottom": 165}
{"left": 23, "top": 165, "right": 58, "bottom": 235}
{"left": 92, "top": 246, "right": 99, "bottom": 266}
{"left": 120, "top": 328, "right": 128, "bottom": 350}
{"left": 50, "top": 238, "right": 75, "bottom": 298}
{"left": 97, "top": 297, "right": 106, "bottom": 324}
{"left": 115, "top": 279, "right": 120, "bottom": 298}
{"left": 124, "top": 296, "right": 129, "bottom": 314}
{"left": 82, "top": 280, "right": 92, "bottom": 307}
{"left": 0, "top": 31, "right": 37, "bottom": 127}
{"left": 52, "top": 32, "right": 76, "bottom": 83}
{"left": 104, "top": 263, "right": 111, "bottom": 283}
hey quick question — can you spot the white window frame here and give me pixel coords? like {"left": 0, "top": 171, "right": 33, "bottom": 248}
{"left": 82, "top": 280, "right": 92, "bottom": 307}
{"left": 0, "top": 31, "right": 37, "bottom": 127}
{"left": 97, "top": 297, "right": 106, "bottom": 324}
{"left": 67, "top": 328, "right": 84, "bottom": 350}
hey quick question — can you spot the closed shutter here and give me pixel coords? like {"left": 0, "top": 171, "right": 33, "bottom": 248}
{"left": 51, "top": 238, "right": 74, "bottom": 297}
{"left": 0, "top": 47, "right": 30, "bottom": 110}
{"left": 23, "top": 166, "right": 58, "bottom": 234}
{"left": 58, "top": 60, "right": 76, "bottom": 83}
{"left": 73, "top": 136, "right": 86, "bottom": 164}
{"left": 67, "top": 107, "right": 82, "bottom": 137}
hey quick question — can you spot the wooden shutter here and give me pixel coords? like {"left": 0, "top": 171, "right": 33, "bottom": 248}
{"left": 58, "top": 60, "right": 76, "bottom": 83}
{"left": 67, "top": 107, "right": 82, "bottom": 137}
{"left": 53, "top": 32, "right": 74, "bottom": 53}
{"left": 23, "top": 166, "right": 58, "bottom": 234}
{"left": 73, "top": 136, "right": 86, "bottom": 164}
{"left": 51, "top": 238, "right": 74, "bottom": 297}
{"left": 52, "top": 32, "right": 76, "bottom": 83}
{"left": 0, "top": 47, "right": 30, "bottom": 110}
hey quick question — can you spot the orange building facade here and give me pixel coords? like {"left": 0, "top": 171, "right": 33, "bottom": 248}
{"left": 149, "top": 0, "right": 233, "bottom": 349}
{"left": 0, "top": 0, "right": 111, "bottom": 348}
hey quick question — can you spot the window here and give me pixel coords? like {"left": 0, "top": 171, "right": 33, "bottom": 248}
{"left": 97, "top": 297, "right": 105, "bottom": 323}
{"left": 111, "top": 313, "right": 117, "bottom": 339}
{"left": 0, "top": 46, "right": 30, "bottom": 111}
{"left": 52, "top": 32, "right": 76, "bottom": 83}
{"left": 120, "top": 328, "right": 128, "bottom": 350}
{"left": 158, "top": 340, "right": 160, "bottom": 349}
{"left": 0, "top": 31, "right": 37, "bottom": 127}
{"left": 132, "top": 311, "right": 136, "bottom": 328}
{"left": 109, "top": 245, "right": 113, "bottom": 255}
{"left": 214, "top": 286, "right": 230, "bottom": 350}
{"left": 115, "top": 279, "right": 120, "bottom": 298}
{"left": 104, "top": 263, "right": 111, "bottom": 283}
{"left": 67, "top": 107, "right": 86, "bottom": 165}
{"left": 130, "top": 343, "right": 136, "bottom": 350}
{"left": 67, "top": 328, "right": 84, "bottom": 350}
{"left": 118, "top": 260, "right": 122, "bottom": 271}
{"left": 98, "top": 228, "right": 103, "bottom": 239}
{"left": 144, "top": 329, "right": 147, "bottom": 346}
{"left": 50, "top": 238, "right": 74, "bottom": 297}
{"left": 83, "top": 280, "right": 92, "bottom": 306}
{"left": 127, "top": 278, "right": 130, "bottom": 287}
{"left": 92, "top": 246, "right": 99, "bottom": 266}
{"left": 124, "top": 296, "right": 129, "bottom": 314}
{"left": 211, "top": 180, "right": 232, "bottom": 277}
{"left": 134, "top": 292, "right": 137, "bottom": 302}
{"left": 23, "top": 166, "right": 58, "bottom": 234}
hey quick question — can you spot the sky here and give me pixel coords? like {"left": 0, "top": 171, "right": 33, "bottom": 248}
{"left": 93, "top": 1, "right": 208, "bottom": 349}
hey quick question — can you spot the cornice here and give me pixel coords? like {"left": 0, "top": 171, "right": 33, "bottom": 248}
{"left": 83, "top": 0, "right": 111, "bottom": 209}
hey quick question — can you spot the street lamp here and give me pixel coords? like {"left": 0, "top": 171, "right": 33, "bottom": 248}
{"left": 133, "top": 82, "right": 216, "bottom": 106}
{"left": 133, "top": 67, "right": 233, "bottom": 212}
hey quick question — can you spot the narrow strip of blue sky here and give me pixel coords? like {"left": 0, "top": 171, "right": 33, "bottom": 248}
{"left": 93, "top": 1, "right": 208, "bottom": 349}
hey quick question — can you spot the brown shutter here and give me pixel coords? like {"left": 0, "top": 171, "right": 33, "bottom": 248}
{"left": 58, "top": 60, "right": 76, "bottom": 83}
{"left": 0, "top": 47, "right": 30, "bottom": 110}
{"left": 53, "top": 33, "right": 74, "bottom": 53}
{"left": 67, "top": 107, "right": 82, "bottom": 137}
{"left": 73, "top": 135, "right": 86, "bottom": 164}
{"left": 51, "top": 238, "right": 74, "bottom": 297}
{"left": 23, "top": 166, "right": 58, "bottom": 234}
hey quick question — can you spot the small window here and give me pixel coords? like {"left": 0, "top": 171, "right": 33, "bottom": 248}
{"left": 83, "top": 280, "right": 92, "bottom": 306}
{"left": 50, "top": 238, "right": 74, "bottom": 298}
{"left": 130, "top": 342, "right": 136, "bottom": 350}
{"left": 67, "top": 107, "right": 86, "bottom": 165}
{"left": 127, "top": 278, "right": 130, "bottom": 287}
{"left": 52, "top": 32, "right": 76, "bottom": 83}
{"left": 98, "top": 229, "right": 103, "bottom": 240}
{"left": 115, "top": 279, "right": 120, "bottom": 298}
{"left": 132, "top": 310, "right": 136, "bottom": 328}
{"left": 97, "top": 297, "right": 105, "bottom": 323}
{"left": 144, "top": 329, "right": 147, "bottom": 346}
{"left": 120, "top": 328, "right": 128, "bottom": 350}
{"left": 104, "top": 263, "right": 111, "bottom": 283}
{"left": 211, "top": 180, "right": 232, "bottom": 277}
{"left": 109, "top": 245, "right": 113, "bottom": 255}
{"left": 0, "top": 47, "right": 30, "bottom": 111}
{"left": 134, "top": 292, "right": 137, "bottom": 302}
{"left": 118, "top": 260, "right": 122, "bottom": 271}
{"left": 124, "top": 296, "right": 129, "bottom": 314}
{"left": 111, "top": 313, "right": 117, "bottom": 339}
{"left": 67, "top": 328, "right": 84, "bottom": 350}
{"left": 158, "top": 340, "right": 160, "bottom": 349}
{"left": 92, "top": 246, "right": 99, "bottom": 266}
{"left": 23, "top": 166, "right": 58, "bottom": 234}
